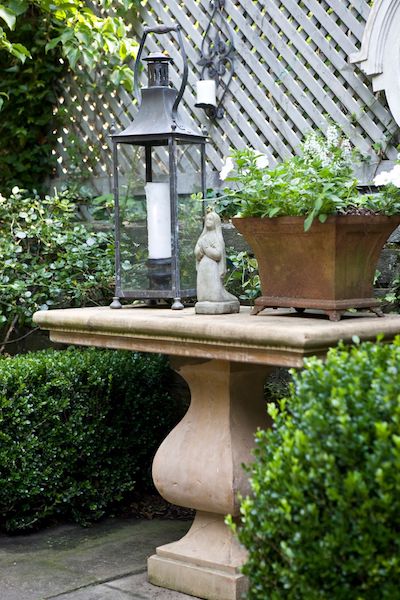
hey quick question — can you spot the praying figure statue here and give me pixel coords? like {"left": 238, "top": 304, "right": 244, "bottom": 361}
{"left": 194, "top": 210, "right": 240, "bottom": 315}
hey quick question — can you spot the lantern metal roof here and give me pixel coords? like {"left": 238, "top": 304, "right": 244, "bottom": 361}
{"left": 111, "top": 49, "right": 206, "bottom": 145}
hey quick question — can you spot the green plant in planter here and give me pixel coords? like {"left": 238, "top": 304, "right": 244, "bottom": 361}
{"left": 211, "top": 128, "right": 400, "bottom": 320}
{"left": 219, "top": 127, "right": 400, "bottom": 231}
{"left": 230, "top": 336, "right": 400, "bottom": 599}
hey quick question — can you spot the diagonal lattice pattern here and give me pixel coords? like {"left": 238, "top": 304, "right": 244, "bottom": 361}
{"left": 55, "top": 0, "right": 399, "bottom": 189}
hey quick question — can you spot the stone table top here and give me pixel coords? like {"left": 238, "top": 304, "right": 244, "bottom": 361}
{"left": 33, "top": 306, "right": 400, "bottom": 367}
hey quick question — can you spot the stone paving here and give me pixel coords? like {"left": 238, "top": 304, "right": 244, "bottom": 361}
{"left": 0, "top": 517, "right": 198, "bottom": 600}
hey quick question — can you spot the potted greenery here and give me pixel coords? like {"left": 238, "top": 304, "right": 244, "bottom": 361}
{"left": 219, "top": 127, "right": 400, "bottom": 321}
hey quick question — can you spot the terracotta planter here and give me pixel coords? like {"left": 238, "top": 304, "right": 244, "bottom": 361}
{"left": 232, "top": 215, "right": 400, "bottom": 321}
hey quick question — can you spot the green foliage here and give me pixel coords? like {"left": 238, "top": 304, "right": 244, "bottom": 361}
{"left": 0, "top": 8, "right": 64, "bottom": 192}
{"left": 373, "top": 164, "right": 400, "bottom": 206}
{"left": 385, "top": 274, "right": 400, "bottom": 311}
{"left": 0, "top": 0, "right": 138, "bottom": 91}
{"left": 233, "top": 337, "right": 400, "bottom": 599}
{"left": 0, "top": 188, "right": 114, "bottom": 332}
{"left": 225, "top": 249, "right": 260, "bottom": 302}
{"left": 0, "top": 1, "right": 139, "bottom": 192}
{"left": 0, "top": 347, "right": 181, "bottom": 532}
{"left": 219, "top": 127, "right": 400, "bottom": 231}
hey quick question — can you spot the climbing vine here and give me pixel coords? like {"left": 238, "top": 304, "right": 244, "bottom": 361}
{"left": 0, "top": 0, "right": 139, "bottom": 193}
{"left": 0, "top": 8, "right": 63, "bottom": 192}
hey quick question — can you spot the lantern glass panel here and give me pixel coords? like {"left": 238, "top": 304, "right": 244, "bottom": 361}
{"left": 115, "top": 142, "right": 204, "bottom": 299}
{"left": 116, "top": 145, "right": 149, "bottom": 295}
{"left": 175, "top": 142, "right": 204, "bottom": 291}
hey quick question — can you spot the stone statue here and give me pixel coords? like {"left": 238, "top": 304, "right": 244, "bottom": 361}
{"left": 194, "top": 210, "right": 240, "bottom": 314}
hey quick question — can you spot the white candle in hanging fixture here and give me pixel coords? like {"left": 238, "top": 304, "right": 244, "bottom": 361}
{"left": 195, "top": 79, "right": 217, "bottom": 108}
{"left": 144, "top": 182, "right": 172, "bottom": 259}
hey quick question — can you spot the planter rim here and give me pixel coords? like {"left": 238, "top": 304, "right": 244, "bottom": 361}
{"left": 231, "top": 214, "right": 400, "bottom": 225}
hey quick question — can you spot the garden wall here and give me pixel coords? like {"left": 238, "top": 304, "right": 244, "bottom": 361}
{"left": 56, "top": 0, "right": 399, "bottom": 192}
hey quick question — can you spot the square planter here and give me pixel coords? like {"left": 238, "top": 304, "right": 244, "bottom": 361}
{"left": 232, "top": 215, "right": 400, "bottom": 321}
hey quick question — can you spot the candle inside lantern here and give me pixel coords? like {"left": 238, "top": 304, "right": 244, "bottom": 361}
{"left": 196, "top": 79, "right": 217, "bottom": 107}
{"left": 145, "top": 182, "right": 172, "bottom": 259}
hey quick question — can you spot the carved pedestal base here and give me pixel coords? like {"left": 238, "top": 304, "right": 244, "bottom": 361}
{"left": 148, "top": 358, "right": 272, "bottom": 599}
{"left": 32, "top": 308, "right": 400, "bottom": 597}
{"left": 148, "top": 512, "right": 248, "bottom": 600}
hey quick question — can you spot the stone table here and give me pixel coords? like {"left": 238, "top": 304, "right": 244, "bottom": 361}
{"left": 33, "top": 306, "right": 400, "bottom": 600}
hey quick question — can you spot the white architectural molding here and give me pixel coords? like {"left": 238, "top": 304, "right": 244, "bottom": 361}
{"left": 350, "top": 0, "right": 400, "bottom": 127}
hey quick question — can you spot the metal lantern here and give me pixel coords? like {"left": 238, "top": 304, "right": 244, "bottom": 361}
{"left": 110, "top": 24, "right": 207, "bottom": 310}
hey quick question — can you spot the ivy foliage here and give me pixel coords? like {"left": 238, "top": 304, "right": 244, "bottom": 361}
{"left": 0, "top": 347, "right": 181, "bottom": 532}
{"left": 0, "top": 7, "right": 64, "bottom": 191}
{"left": 232, "top": 337, "right": 400, "bottom": 599}
{"left": 0, "top": 187, "right": 114, "bottom": 332}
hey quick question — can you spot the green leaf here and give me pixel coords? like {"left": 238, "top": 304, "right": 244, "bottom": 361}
{"left": 10, "top": 42, "right": 31, "bottom": 62}
{"left": 268, "top": 206, "right": 281, "bottom": 217}
{"left": 64, "top": 45, "right": 80, "bottom": 69}
{"left": 75, "top": 29, "right": 90, "bottom": 46}
{"left": 104, "top": 35, "right": 118, "bottom": 54}
{"left": 119, "top": 40, "right": 127, "bottom": 60}
{"left": 0, "top": 5, "right": 16, "bottom": 30}
{"left": 314, "top": 196, "right": 323, "bottom": 212}
{"left": 7, "top": 0, "right": 28, "bottom": 15}
{"left": 303, "top": 212, "right": 314, "bottom": 232}
{"left": 45, "top": 36, "right": 63, "bottom": 52}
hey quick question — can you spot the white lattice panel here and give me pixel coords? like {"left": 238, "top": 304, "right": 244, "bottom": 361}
{"left": 55, "top": 0, "right": 400, "bottom": 190}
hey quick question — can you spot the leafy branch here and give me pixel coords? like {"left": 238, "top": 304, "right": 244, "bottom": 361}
{"left": 0, "top": 0, "right": 140, "bottom": 103}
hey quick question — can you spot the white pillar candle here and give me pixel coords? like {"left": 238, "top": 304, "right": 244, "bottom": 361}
{"left": 145, "top": 182, "right": 172, "bottom": 259}
{"left": 196, "top": 79, "right": 217, "bottom": 107}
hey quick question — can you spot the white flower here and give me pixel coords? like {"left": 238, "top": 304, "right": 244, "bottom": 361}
{"left": 390, "top": 164, "right": 400, "bottom": 187}
{"left": 220, "top": 156, "right": 234, "bottom": 181}
{"left": 303, "top": 133, "right": 330, "bottom": 165}
{"left": 255, "top": 154, "right": 269, "bottom": 169}
{"left": 373, "top": 171, "right": 391, "bottom": 186}
{"left": 374, "top": 164, "right": 400, "bottom": 187}
{"left": 326, "top": 125, "right": 340, "bottom": 148}
{"left": 341, "top": 139, "right": 352, "bottom": 159}
{"left": 11, "top": 186, "right": 20, "bottom": 195}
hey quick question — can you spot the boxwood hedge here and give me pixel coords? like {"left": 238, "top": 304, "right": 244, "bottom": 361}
{"left": 234, "top": 336, "right": 400, "bottom": 599}
{"left": 0, "top": 348, "right": 181, "bottom": 532}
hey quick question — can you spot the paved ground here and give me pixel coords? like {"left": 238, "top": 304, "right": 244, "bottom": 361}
{"left": 0, "top": 517, "right": 198, "bottom": 600}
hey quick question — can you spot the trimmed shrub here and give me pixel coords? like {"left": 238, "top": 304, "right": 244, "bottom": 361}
{"left": 234, "top": 337, "right": 400, "bottom": 599}
{"left": 0, "top": 348, "right": 182, "bottom": 532}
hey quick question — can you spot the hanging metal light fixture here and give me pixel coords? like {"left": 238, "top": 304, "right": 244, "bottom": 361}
{"left": 195, "top": 0, "right": 235, "bottom": 119}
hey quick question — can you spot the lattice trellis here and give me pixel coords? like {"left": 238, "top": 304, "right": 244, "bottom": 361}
{"left": 55, "top": 0, "right": 400, "bottom": 191}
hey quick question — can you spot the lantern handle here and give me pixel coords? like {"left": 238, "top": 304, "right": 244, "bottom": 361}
{"left": 134, "top": 24, "right": 188, "bottom": 125}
